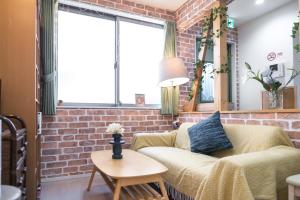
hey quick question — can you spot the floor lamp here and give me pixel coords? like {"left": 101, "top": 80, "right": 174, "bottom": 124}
{"left": 158, "top": 58, "right": 189, "bottom": 128}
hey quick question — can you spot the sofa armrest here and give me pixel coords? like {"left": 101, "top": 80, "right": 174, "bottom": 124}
{"left": 131, "top": 131, "right": 176, "bottom": 150}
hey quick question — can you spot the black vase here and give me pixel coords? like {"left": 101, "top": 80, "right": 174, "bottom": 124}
{"left": 109, "top": 133, "right": 125, "bottom": 159}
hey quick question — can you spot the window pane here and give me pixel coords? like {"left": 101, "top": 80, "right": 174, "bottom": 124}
{"left": 58, "top": 11, "right": 115, "bottom": 103}
{"left": 119, "top": 21, "right": 164, "bottom": 105}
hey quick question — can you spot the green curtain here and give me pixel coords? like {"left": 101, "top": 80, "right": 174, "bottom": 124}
{"left": 161, "top": 21, "right": 180, "bottom": 115}
{"left": 41, "top": 0, "right": 58, "bottom": 115}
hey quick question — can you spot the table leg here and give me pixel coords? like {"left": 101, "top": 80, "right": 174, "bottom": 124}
{"left": 158, "top": 177, "right": 169, "bottom": 200}
{"left": 113, "top": 180, "right": 122, "bottom": 200}
{"left": 87, "top": 166, "right": 97, "bottom": 191}
{"left": 289, "top": 185, "right": 295, "bottom": 200}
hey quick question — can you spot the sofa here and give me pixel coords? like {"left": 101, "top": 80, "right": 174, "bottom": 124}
{"left": 131, "top": 123, "right": 300, "bottom": 200}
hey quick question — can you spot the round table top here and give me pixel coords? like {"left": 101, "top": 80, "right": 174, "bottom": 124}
{"left": 91, "top": 149, "right": 168, "bottom": 179}
{"left": 1, "top": 185, "right": 21, "bottom": 200}
{"left": 286, "top": 174, "right": 300, "bottom": 187}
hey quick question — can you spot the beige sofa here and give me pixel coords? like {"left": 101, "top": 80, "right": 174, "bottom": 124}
{"left": 131, "top": 123, "right": 300, "bottom": 200}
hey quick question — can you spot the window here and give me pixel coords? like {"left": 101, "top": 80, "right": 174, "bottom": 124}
{"left": 196, "top": 37, "right": 233, "bottom": 103}
{"left": 58, "top": 6, "right": 164, "bottom": 106}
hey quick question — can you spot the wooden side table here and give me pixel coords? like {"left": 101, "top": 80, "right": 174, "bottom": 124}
{"left": 87, "top": 149, "right": 169, "bottom": 200}
{"left": 286, "top": 174, "right": 300, "bottom": 200}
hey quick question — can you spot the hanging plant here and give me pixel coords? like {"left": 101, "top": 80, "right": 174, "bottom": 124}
{"left": 188, "top": 6, "right": 229, "bottom": 101}
{"left": 292, "top": 22, "right": 300, "bottom": 52}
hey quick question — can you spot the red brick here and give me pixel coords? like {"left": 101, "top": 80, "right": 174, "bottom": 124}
{"left": 131, "top": 116, "right": 145, "bottom": 121}
{"left": 79, "top": 164, "right": 93, "bottom": 171}
{"left": 292, "top": 121, "right": 300, "bottom": 129}
{"left": 89, "top": 122, "right": 105, "bottom": 127}
{"left": 87, "top": 109, "right": 105, "bottom": 115}
{"left": 89, "top": 134, "right": 102, "bottom": 140}
{"left": 69, "top": 122, "right": 88, "bottom": 128}
{"left": 230, "top": 114, "right": 250, "bottom": 119}
{"left": 75, "top": 135, "right": 89, "bottom": 140}
{"left": 79, "top": 140, "right": 96, "bottom": 146}
{"left": 68, "top": 159, "right": 87, "bottom": 166}
{"left": 42, "top": 168, "right": 62, "bottom": 176}
{"left": 69, "top": 109, "right": 86, "bottom": 115}
{"left": 262, "top": 120, "right": 289, "bottom": 129}
{"left": 251, "top": 113, "right": 275, "bottom": 119}
{"left": 102, "top": 115, "right": 118, "bottom": 121}
{"left": 59, "top": 142, "right": 78, "bottom": 148}
{"left": 277, "top": 113, "right": 300, "bottom": 119}
{"left": 57, "top": 116, "right": 77, "bottom": 122}
{"left": 59, "top": 154, "right": 78, "bottom": 161}
{"left": 79, "top": 128, "right": 96, "bottom": 134}
{"left": 63, "top": 166, "right": 78, "bottom": 173}
{"left": 226, "top": 119, "right": 245, "bottom": 125}
{"left": 41, "top": 156, "right": 57, "bottom": 162}
{"left": 56, "top": 109, "right": 68, "bottom": 115}
{"left": 58, "top": 129, "right": 78, "bottom": 135}
{"left": 44, "top": 136, "right": 61, "bottom": 142}
{"left": 43, "top": 116, "right": 56, "bottom": 122}
{"left": 79, "top": 116, "right": 93, "bottom": 121}
{"left": 42, "top": 149, "right": 62, "bottom": 155}
{"left": 63, "top": 147, "right": 83, "bottom": 154}
{"left": 42, "top": 142, "right": 58, "bottom": 149}
{"left": 47, "top": 123, "right": 67, "bottom": 129}
{"left": 63, "top": 135, "right": 75, "bottom": 141}
{"left": 79, "top": 153, "right": 91, "bottom": 159}
{"left": 42, "top": 129, "right": 58, "bottom": 135}
{"left": 94, "top": 146, "right": 105, "bottom": 151}
{"left": 46, "top": 161, "right": 67, "bottom": 168}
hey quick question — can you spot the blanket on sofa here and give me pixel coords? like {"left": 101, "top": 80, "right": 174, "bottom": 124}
{"left": 132, "top": 126, "right": 300, "bottom": 200}
{"left": 196, "top": 146, "right": 300, "bottom": 200}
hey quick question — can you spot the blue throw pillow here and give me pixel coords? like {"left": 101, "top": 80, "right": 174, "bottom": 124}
{"left": 188, "top": 111, "right": 232, "bottom": 154}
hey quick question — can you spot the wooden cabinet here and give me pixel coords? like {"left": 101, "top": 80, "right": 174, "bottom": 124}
{"left": 0, "top": 0, "right": 41, "bottom": 199}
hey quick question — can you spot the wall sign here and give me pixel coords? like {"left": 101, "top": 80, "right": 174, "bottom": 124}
{"left": 227, "top": 18, "right": 235, "bottom": 29}
{"left": 267, "top": 52, "right": 276, "bottom": 61}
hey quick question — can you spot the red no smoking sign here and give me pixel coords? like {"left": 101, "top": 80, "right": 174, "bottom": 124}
{"left": 267, "top": 52, "right": 276, "bottom": 61}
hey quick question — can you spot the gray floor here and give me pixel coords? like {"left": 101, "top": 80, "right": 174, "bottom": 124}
{"left": 41, "top": 176, "right": 113, "bottom": 200}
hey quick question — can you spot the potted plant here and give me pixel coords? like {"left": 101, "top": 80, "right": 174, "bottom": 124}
{"left": 244, "top": 62, "right": 300, "bottom": 109}
{"left": 106, "top": 123, "right": 125, "bottom": 159}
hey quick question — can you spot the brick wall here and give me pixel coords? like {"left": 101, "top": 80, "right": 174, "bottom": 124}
{"left": 179, "top": 112, "right": 300, "bottom": 148}
{"left": 41, "top": 108, "right": 173, "bottom": 178}
{"left": 79, "top": 0, "right": 176, "bottom": 21}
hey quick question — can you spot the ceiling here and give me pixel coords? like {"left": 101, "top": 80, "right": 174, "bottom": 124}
{"left": 128, "top": 0, "right": 189, "bottom": 11}
{"left": 228, "top": 0, "right": 295, "bottom": 26}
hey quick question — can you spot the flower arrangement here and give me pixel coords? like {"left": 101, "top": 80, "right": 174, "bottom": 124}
{"left": 106, "top": 123, "right": 124, "bottom": 135}
{"left": 244, "top": 62, "right": 300, "bottom": 109}
{"left": 244, "top": 62, "right": 300, "bottom": 92}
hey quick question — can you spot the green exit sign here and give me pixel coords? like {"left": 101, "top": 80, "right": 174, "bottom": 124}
{"left": 227, "top": 18, "right": 235, "bottom": 29}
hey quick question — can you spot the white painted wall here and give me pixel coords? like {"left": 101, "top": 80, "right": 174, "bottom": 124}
{"left": 238, "top": 0, "right": 298, "bottom": 110}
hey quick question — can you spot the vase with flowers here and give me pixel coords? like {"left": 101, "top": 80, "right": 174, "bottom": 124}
{"left": 244, "top": 62, "right": 300, "bottom": 109}
{"left": 106, "top": 123, "right": 125, "bottom": 159}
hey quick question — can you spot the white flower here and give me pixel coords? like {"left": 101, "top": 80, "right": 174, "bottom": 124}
{"left": 106, "top": 123, "right": 124, "bottom": 135}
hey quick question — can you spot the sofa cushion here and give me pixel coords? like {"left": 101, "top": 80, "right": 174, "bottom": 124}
{"left": 188, "top": 112, "right": 232, "bottom": 154}
{"left": 213, "top": 124, "right": 294, "bottom": 157}
{"left": 174, "top": 122, "right": 194, "bottom": 150}
{"left": 138, "top": 147, "right": 218, "bottom": 198}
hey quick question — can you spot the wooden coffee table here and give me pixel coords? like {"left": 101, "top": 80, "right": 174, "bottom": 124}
{"left": 87, "top": 149, "right": 169, "bottom": 200}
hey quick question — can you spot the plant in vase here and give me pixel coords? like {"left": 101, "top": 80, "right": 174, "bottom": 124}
{"left": 244, "top": 62, "right": 300, "bottom": 109}
{"left": 106, "top": 123, "right": 125, "bottom": 159}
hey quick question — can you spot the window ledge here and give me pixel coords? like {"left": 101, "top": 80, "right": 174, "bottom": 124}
{"left": 57, "top": 104, "right": 161, "bottom": 110}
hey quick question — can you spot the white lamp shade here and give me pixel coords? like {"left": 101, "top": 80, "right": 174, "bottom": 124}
{"left": 158, "top": 57, "right": 189, "bottom": 87}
